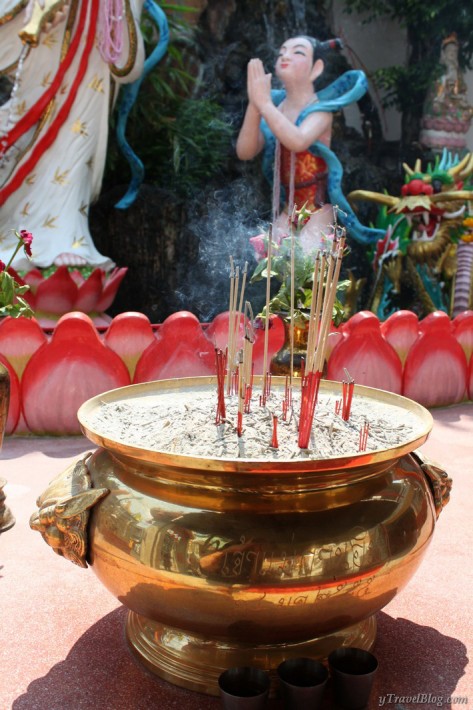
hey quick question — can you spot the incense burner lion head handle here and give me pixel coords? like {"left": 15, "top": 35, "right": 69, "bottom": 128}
{"left": 412, "top": 449, "right": 452, "bottom": 518}
{"left": 30, "top": 453, "right": 109, "bottom": 568}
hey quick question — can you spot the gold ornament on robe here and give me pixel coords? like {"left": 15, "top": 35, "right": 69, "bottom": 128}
{"left": 19, "top": 0, "right": 68, "bottom": 46}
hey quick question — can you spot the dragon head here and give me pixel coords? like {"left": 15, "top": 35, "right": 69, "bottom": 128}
{"left": 349, "top": 150, "right": 473, "bottom": 247}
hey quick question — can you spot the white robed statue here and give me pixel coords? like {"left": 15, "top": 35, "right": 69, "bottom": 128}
{"left": 0, "top": 0, "right": 164, "bottom": 270}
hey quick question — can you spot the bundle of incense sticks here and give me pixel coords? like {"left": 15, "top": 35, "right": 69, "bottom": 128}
{"left": 298, "top": 230, "right": 346, "bottom": 449}
{"left": 237, "top": 302, "right": 255, "bottom": 436}
{"left": 226, "top": 257, "right": 248, "bottom": 394}
{"left": 298, "top": 370, "right": 322, "bottom": 449}
{"left": 261, "top": 227, "right": 273, "bottom": 405}
{"left": 289, "top": 214, "right": 296, "bottom": 385}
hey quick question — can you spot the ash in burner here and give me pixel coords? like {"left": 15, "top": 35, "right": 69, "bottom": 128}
{"left": 88, "top": 387, "right": 422, "bottom": 461}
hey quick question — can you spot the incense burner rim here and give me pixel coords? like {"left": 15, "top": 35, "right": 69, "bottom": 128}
{"left": 78, "top": 376, "right": 433, "bottom": 475}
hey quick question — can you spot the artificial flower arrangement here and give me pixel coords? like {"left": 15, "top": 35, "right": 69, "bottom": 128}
{"left": 250, "top": 205, "right": 348, "bottom": 327}
{"left": 0, "top": 230, "right": 34, "bottom": 318}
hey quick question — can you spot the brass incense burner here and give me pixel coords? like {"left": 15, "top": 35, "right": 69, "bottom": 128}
{"left": 30, "top": 377, "right": 451, "bottom": 696}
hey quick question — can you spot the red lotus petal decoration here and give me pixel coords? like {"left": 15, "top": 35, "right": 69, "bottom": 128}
{"left": 0, "top": 316, "right": 47, "bottom": 378}
{"left": 73, "top": 269, "right": 106, "bottom": 312}
{"left": 0, "top": 306, "right": 470, "bottom": 437}
{"left": 18, "top": 268, "right": 44, "bottom": 297}
{"left": 380, "top": 310, "right": 419, "bottom": 366}
{"left": 134, "top": 311, "right": 215, "bottom": 382}
{"left": 403, "top": 311, "right": 468, "bottom": 407}
{"left": 205, "top": 311, "right": 286, "bottom": 375}
{"left": 34, "top": 266, "right": 78, "bottom": 314}
{"left": 105, "top": 312, "right": 156, "bottom": 379}
{"left": 325, "top": 323, "right": 344, "bottom": 362}
{"left": 205, "top": 311, "right": 248, "bottom": 352}
{"left": 418, "top": 310, "right": 452, "bottom": 335}
{"left": 21, "top": 312, "right": 131, "bottom": 434}
{"left": 95, "top": 267, "right": 128, "bottom": 312}
{"left": 15, "top": 267, "right": 128, "bottom": 325}
{"left": 252, "top": 314, "right": 286, "bottom": 374}
{"left": 0, "top": 353, "right": 20, "bottom": 435}
{"left": 452, "top": 310, "right": 473, "bottom": 362}
{"left": 68, "top": 269, "right": 86, "bottom": 287}
{"left": 469, "top": 355, "right": 473, "bottom": 400}
{"left": 327, "top": 311, "right": 403, "bottom": 393}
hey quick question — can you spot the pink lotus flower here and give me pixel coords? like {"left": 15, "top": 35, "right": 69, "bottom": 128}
{"left": 19, "top": 229, "right": 33, "bottom": 257}
{"left": 11, "top": 266, "right": 127, "bottom": 327}
{"left": 249, "top": 233, "right": 269, "bottom": 261}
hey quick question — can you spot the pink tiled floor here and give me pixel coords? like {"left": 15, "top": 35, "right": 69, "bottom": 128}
{"left": 1, "top": 404, "right": 472, "bottom": 709}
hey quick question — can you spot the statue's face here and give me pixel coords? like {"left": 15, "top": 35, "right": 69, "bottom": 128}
{"left": 442, "top": 42, "right": 458, "bottom": 64}
{"left": 275, "top": 37, "right": 315, "bottom": 83}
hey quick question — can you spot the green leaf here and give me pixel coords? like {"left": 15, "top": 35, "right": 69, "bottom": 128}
{"left": 336, "top": 279, "right": 351, "bottom": 293}
{"left": 249, "top": 258, "right": 268, "bottom": 283}
{"left": 0, "top": 272, "right": 15, "bottom": 306}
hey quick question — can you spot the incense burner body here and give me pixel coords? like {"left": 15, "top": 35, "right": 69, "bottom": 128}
{"left": 30, "top": 378, "right": 451, "bottom": 695}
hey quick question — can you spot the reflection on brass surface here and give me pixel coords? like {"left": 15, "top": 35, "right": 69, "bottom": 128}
{"left": 411, "top": 449, "right": 452, "bottom": 518}
{"left": 32, "top": 377, "right": 450, "bottom": 695}
{"left": 30, "top": 453, "right": 109, "bottom": 568}
{"left": 271, "top": 320, "right": 309, "bottom": 376}
{"left": 125, "top": 613, "right": 377, "bottom": 696}
{"left": 0, "top": 478, "right": 15, "bottom": 533}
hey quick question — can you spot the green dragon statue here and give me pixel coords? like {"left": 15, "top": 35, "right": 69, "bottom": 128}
{"left": 349, "top": 150, "right": 473, "bottom": 319}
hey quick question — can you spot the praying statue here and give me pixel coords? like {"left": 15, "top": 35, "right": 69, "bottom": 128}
{"left": 0, "top": 0, "right": 167, "bottom": 271}
{"left": 236, "top": 34, "right": 383, "bottom": 255}
{"left": 420, "top": 33, "right": 473, "bottom": 153}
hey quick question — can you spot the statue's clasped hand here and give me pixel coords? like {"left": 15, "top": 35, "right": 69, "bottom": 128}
{"left": 247, "top": 58, "right": 273, "bottom": 114}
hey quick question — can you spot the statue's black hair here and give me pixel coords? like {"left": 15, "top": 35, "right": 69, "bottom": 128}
{"left": 293, "top": 36, "right": 344, "bottom": 64}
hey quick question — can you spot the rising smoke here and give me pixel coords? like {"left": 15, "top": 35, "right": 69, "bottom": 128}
{"left": 174, "top": 177, "right": 270, "bottom": 322}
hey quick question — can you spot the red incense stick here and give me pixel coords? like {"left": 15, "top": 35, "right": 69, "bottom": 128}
{"left": 282, "top": 375, "right": 292, "bottom": 421}
{"left": 237, "top": 410, "right": 243, "bottom": 437}
{"left": 359, "top": 421, "right": 370, "bottom": 451}
{"left": 342, "top": 369, "right": 355, "bottom": 421}
{"left": 244, "top": 384, "right": 252, "bottom": 414}
{"left": 271, "top": 414, "right": 279, "bottom": 449}
{"left": 214, "top": 348, "right": 227, "bottom": 424}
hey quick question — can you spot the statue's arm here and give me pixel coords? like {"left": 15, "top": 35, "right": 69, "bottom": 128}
{"left": 236, "top": 102, "right": 265, "bottom": 160}
{"left": 239, "top": 58, "right": 332, "bottom": 154}
{"left": 236, "top": 59, "right": 266, "bottom": 160}
{"left": 259, "top": 106, "right": 332, "bottom": 153}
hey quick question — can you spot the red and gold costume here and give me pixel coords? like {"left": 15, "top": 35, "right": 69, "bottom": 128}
{"left": 280, "top": 146, "right": 328, "bottom": 212}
